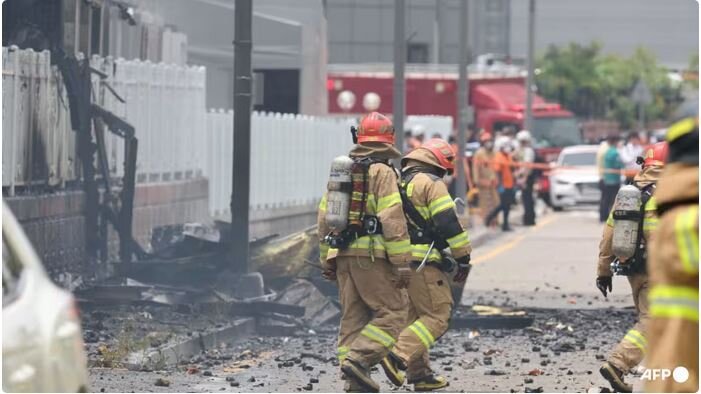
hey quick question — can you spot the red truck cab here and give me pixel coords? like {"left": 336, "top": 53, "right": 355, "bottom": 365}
{"left": 471, "top": 78, "right": 581, "bottom": 162}
{"left": 327, "top": 64, "right": 581, "bottom": 161}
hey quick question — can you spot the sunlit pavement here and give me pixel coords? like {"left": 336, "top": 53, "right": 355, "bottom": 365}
{"left": 89, "top": 207, "right": 646, "bottom": 393}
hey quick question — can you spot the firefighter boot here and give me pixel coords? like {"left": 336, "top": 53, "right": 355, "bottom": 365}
{"left": 341, "top": 358, "right": 380, "bottom": 393}
{"left": 380, "top": 352, "right": 407, "bottom": 387}
{"left": 410, "top": 374, "right": 449, "bottom": 392}
{"left": 599, "top": 362, "right": 633, "bottom": 393}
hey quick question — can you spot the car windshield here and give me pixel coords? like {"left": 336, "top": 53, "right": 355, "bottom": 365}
{"left": 532, "top": 117, "right": 582, "bottom": 147}
{"left": 561, "top": 152, "right": 596, "bottom": 166}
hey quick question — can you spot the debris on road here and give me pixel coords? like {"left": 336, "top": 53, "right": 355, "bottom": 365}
{"left": 528, "top": 368, "right": 544, "bottom": 376}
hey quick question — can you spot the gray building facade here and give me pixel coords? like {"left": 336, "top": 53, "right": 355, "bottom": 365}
{"left": 326, "top": 0, "right": 698, "bottom": 69}
{"left": 326, "top": 0, "right": 510, "bottom": 64}
{"left": 509, "top": 0, "right": 698, "bottom": 70}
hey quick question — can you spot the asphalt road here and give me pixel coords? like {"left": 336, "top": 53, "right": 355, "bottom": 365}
{"left": 90, "top": 207, "right": 646, "bottom": 393}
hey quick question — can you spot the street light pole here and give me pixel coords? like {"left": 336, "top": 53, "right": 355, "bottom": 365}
{"left": 393, "top": 0, "right": 406, "bottom": 155}
{"left": 525, "top": 0, "right": 536, "bottom": 132}
{"left": 455, "top": 0, "right": 468, "bottom": 215}
{"left": 231, "top": 0, "right": 253, "bottom": 272}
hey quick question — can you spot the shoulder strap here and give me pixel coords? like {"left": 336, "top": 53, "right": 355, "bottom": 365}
{"left": 399, "top": 171, "right": 431, "bottom": 232}
{"left": 634, "top": 183, "right": 656, "bottom": 248}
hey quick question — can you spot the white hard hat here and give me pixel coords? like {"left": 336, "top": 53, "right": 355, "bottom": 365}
{"left": 494, "top": 136, "right": 513, "bottom": 152}
{"left": 516, "top": 130, "right": 532, "bottom": 142}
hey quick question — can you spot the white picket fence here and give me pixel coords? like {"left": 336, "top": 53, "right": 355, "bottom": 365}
{"left": 90, "top": 52, "right": 207, "bottom": 182}
{"left": 205, "top": 110, "right": 354, "bottom": 217}
{"left": 2, "top": 47, "right": 77, "bottom": 193}
{"left": 1, "top": 46, "right": 207, "bottom": 194}
{"left": 5, "top": 47, "right": 447, "bottom": 219}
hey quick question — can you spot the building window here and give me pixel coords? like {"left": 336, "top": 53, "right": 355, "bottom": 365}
{"left": 408, "top": 43, "right": 429, "bottom": 63}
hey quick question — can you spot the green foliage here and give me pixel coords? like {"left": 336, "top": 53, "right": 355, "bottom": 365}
{"left": 536, "top": 42, "right": 683, "bottom": 129}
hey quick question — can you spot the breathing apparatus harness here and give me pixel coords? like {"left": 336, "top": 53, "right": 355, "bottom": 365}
{"left": 611, "top": 182, "right": 656, "bottom": 276}
{"left": 399, "top": 167, "right": 457, "bottom": 272}
{"left": 324, "top": 156, "right": 393, "bottom": 251}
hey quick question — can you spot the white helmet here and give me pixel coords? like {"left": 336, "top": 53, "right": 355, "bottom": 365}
{"left": 494, "top": 135, "right": 513, "bottom": 152}
{"left": 516, "top": 130, "right": 532, "bottom": 142}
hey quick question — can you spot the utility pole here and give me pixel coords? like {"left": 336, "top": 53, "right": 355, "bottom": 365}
{"left": 231, "top": 0, "right": 252, "bottom": 272}
{"left": 455, "top": 0, "right": 468, "bottom": 214}
{"left": 524, "top": 0, "right": 535, "bottom": 132}
{"left": 393, "top": 0, "right": 406, "bottom": 155}
{"left": 432, "top": 0, "right": 441, "bottom": 64}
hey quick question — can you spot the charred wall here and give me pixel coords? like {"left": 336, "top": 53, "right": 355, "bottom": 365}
{"left": 5, "top": 177, "right": 209, "bottom": 288}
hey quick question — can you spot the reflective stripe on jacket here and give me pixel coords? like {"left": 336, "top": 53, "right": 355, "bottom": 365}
{"left": 404, "top": 172, "right": 471, "bottom": 262}
{"left": 318, "top": 156, "right": 411, "bottom": 265}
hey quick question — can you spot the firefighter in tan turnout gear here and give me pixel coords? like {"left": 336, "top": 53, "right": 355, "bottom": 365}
{"left": 317, "top": 112, "right": 412, "bottom": 392}
{"left": 645, "top": 102, "right": 698, "bottom": 393}
{"left": 380, "top": 138, "right": 472, "bottom": 391}
{"left": 595, "top": 142, "right": 668, "bottom": 392}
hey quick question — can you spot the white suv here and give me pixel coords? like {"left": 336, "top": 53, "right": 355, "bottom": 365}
{"left": 2, "top": 202, "right": 89, "bottom": 392}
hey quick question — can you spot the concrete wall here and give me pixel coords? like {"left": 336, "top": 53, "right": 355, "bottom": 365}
{"left": 248, "top": 203, "right": 318, "bottom": 241}
{"left": 5, "top": 178, "right": 210, "bottom": 288}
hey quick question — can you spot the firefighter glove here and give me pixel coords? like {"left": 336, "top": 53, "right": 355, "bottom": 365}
{"left": 453, "top": 255, "right": 471, "bottom": 283}
{"left": 596, "top": 276, "right": 612, "bottom": 298}
{"left": 391, "top": 264, "right": 412, "bottom": 289}
{"left": 321, "top": 260, "right": 337, "bottom": 282}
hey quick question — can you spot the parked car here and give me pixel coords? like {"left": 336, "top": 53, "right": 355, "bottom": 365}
{"left": 2, "top": 202, "right": 89, "bottom": 392}
{"left": 549, "top": 145, "right": 601, "bottom": 210}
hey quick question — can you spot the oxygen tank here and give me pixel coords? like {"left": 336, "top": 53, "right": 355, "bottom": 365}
{"left": 611, "top": 185, "right": 643, "bottom": 260}
{"left": 325, "top": 155, "right": 354, "bottom": 232}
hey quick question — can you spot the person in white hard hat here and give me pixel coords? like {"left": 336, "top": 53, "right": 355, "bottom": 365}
{"left": 515, "top": 130, "right": 536, "bottom": 226}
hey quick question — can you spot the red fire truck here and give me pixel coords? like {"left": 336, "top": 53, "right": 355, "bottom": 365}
{"left": 327, "top": 63, "right": 582, "bottom": 162}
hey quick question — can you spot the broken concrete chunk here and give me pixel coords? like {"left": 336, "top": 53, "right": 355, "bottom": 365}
{"left": 276, "top": 280, "right": 341, "bottom": 326}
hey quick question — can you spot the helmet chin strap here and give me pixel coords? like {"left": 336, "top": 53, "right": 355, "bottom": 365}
{"left": 405, "top": 164, "right": 446, "bottom": 179}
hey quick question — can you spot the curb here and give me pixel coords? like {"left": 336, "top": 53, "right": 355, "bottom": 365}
{"left": 126, "top": 317, "right": 256, "bottom": 369}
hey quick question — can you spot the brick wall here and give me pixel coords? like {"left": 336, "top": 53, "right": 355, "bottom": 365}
{"left": 5, "top": 178, "right": 210, "bottom": 288}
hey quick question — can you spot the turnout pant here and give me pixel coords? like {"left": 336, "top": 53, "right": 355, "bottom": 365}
{"left": 608, "top": 273, "right": 649, "bottom": 373}
{"left": 336, "top": 256, "right": 409, "bottom": 370}
{"left": 486, "top": 188, "right": 515, "bottom": 229}
{"left": 392, "top": 265, "right": 453, "bottom": 381}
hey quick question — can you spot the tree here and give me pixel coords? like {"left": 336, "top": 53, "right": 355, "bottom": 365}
{"left": 536, "top": 42, "right": 681, "bottom": 129}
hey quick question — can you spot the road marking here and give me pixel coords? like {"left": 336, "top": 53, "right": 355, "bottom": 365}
{"left": 471, "top": 234, "right": 526, "bottom": 265}
{"left": 471, "top": 215, "right": 559, "bottom": 265}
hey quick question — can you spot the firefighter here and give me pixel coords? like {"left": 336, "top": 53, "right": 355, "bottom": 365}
{"left": 317, "top": 112, "right": 412, "bottom": 393}
{"left": 472, "top": 132, "right": 499, "bottom": 225}
{"left": 645, "top": 102, "right": 698, "bottom": 393}
{"left": 596, "top": 141, "right": 668, "bottom": 392}
{"left": 380, "top": 138, "right": 472, "bottom": 391}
